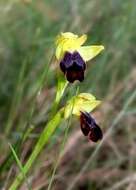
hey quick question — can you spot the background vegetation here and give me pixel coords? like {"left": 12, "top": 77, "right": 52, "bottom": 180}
{"left": 0, "top": 0, "right": 136, "bottom": 189}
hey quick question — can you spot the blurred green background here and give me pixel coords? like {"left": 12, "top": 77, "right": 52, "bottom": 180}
{"left": 0, "top": 0, "right": 136, "bottom": 189}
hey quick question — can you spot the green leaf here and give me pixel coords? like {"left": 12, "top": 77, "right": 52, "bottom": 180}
{"left": 9, "top": 143, "right": 31, "bottom": 190}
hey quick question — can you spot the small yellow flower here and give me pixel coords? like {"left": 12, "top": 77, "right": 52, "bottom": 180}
{"left": 55, "top": 32, "right": 104, "bottom": 61}
{"left": 63, "top": 93, "right": 101, "bottom": 119}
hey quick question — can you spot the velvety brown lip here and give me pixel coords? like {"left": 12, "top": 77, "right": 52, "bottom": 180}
{"left": 60, "top": 51, "right": 86, "bottom": 83}
{"left": 80, "top": 111, "right": 103, "bottom": 142}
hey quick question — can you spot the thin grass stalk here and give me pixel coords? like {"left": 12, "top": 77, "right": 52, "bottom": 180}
{"left": 5, "top": 59, "right": 28, "bottom": 136}
{"left": 9, "top": 110, "right": 63, "bottom": 190}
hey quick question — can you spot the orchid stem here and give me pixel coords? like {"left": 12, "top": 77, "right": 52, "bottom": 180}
{"left": 9, "top": 80, "right": 68, "bottom": 190}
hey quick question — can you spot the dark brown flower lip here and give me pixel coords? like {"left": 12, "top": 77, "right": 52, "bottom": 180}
{"left": 80, "top": 111, "right": 103, "bottom": 142}
{"left": 60, "top": 51, "right": 86, "bottom": 83}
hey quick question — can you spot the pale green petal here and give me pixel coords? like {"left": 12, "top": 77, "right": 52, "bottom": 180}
{"left": 55, "top": 33, "right": 88, "bottom": 60}
{"left": 77, "top": 34, "right": 87, "bottom": 46}
{"left": 78, "top": 93, "right": 96, "bottom": 101}
{"left": 61, "top": 32, "right": 78, "bottom": 39}
{"left": 78, "top": 45, "right": 104, "bottom": 62}
{"left": 55, "top": 32, "right": 78, "bottom": 46}
{"left": 64, "top": 93, "right": 101, "bottom": 119}
{"left": 74, "top": 100, "right": 101, "bottom": 116}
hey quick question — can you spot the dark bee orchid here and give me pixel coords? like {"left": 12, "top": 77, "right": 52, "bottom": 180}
{"left": 80, "top": 111, "right": 103, "bottom": 142}
{"left": 60, "top": 51, "right": 86, "bottom": 83}
{"left": 55, "top": 32, "right": 104, "bottom": 83}
{"left": 63, "top": 93, "right": 103, "bottom": 142}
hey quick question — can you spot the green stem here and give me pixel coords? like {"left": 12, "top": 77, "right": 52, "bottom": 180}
{"left": 9, "top": 78, "right": 68, "bottom": 190}
{"left": 49, "top": 76, "right": 68, "bottom": 117}
{"left": 9, "top": 110, "right": 63, "bottom": 190}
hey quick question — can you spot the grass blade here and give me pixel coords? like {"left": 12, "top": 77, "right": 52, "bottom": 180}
{"left": 9, "top": 143, "right": 31, "bottom": 190}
